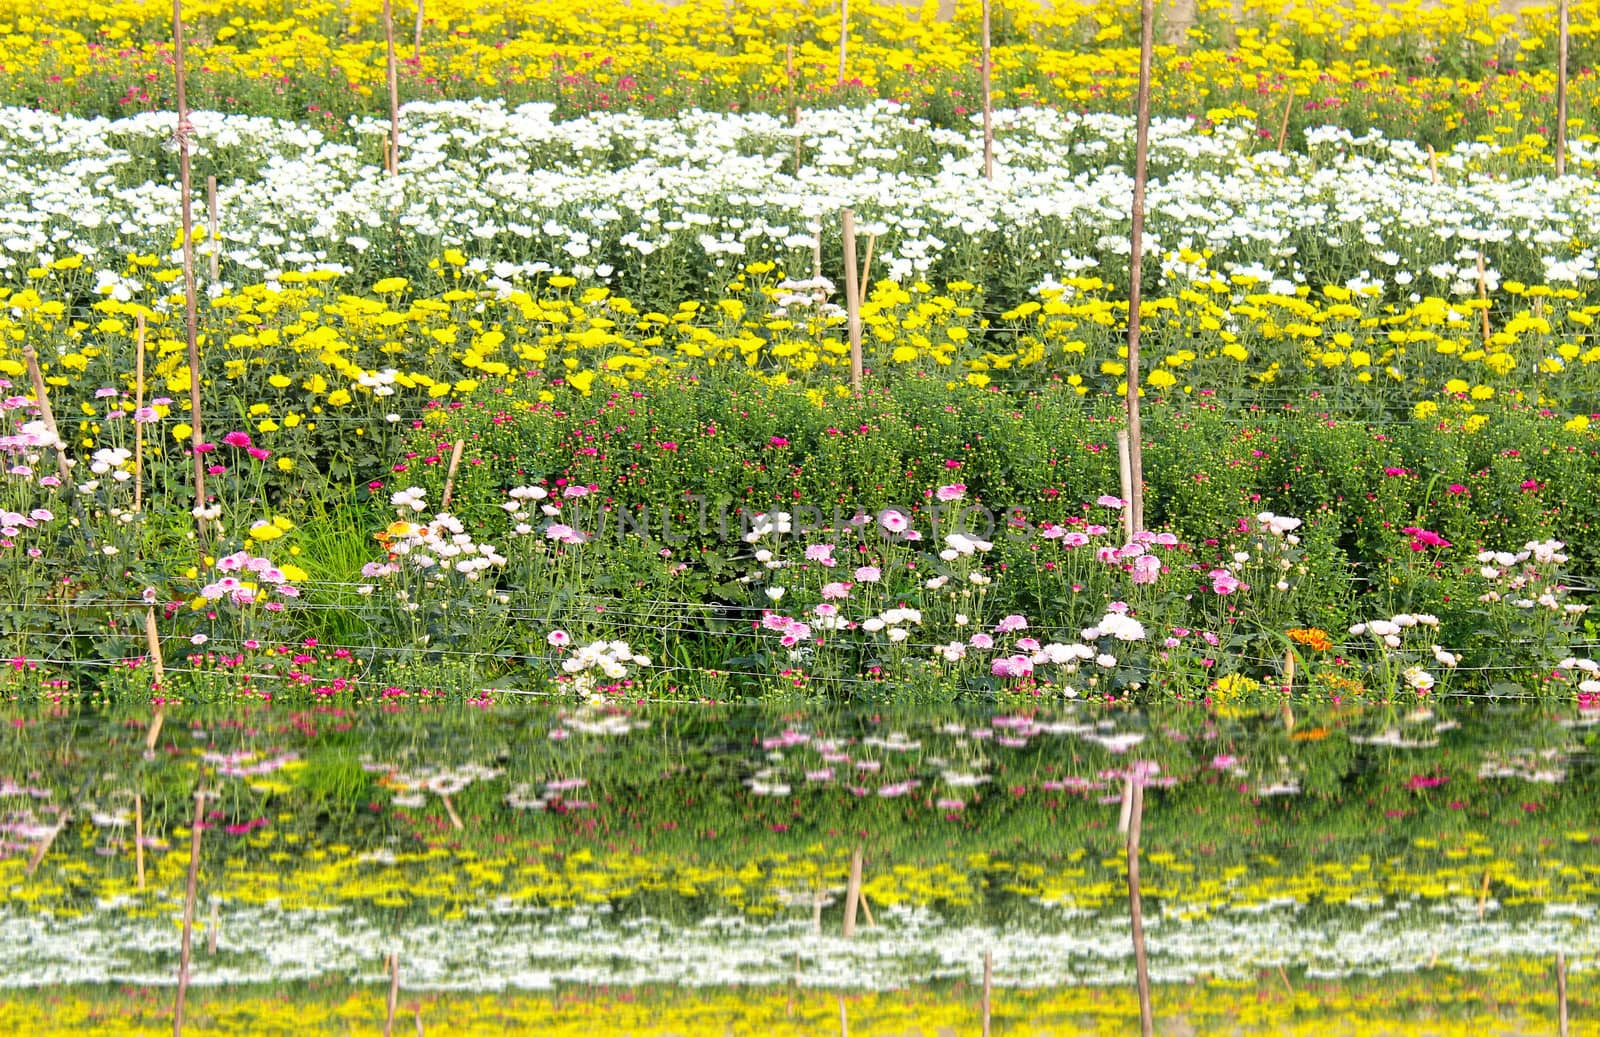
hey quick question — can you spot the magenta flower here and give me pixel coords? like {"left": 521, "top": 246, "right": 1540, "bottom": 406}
{"left": 222, "top": 431, "right": 252, "bottom": 449}
{"left": 935, "top": 483, "right": 966, "bottom": 502}
{"left": 1208, "top": 569, "right": 1241, "bottom": 595}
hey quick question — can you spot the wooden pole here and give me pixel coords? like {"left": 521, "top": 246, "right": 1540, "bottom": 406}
{"left": 858, "top": 887, "right": 876, "bottom": 927}
{"left": 1125, "top": 0, "right": 1154, "bottom": 535}
{"left": 135, "top": 792, "right": 146, "bottom": 890}
{"left": 438, "top": 792, "right": 464, "bottom": 831}
{"left": 812, "top": 228, "right": 823, "bottom": 280}
{"left": 412, "top": 0, "right": 424, "bottom": 63}
{"left": 173, "top": 785, "right": 205, "bottom": 1037}
{"left": 841, "top": 210, "right": 862, "bottom": 391}
{"left": 134, "top": 315, "right": 146, "bottom": 513}
{"left": 858, "top": 234, "right": 875, "bottom": 311}
{"left": 1281, "top": 646, "right": 1296, "bottom": 731}
{"left": 1275, "top": 83, "right": 1294, "bottom": 153}
{"left": 25, "top": 808, "right": 70, "bottom": 876}
{"left": 1557, "top": 951, "right": 1569, "bottom": 1037}
{"left": 207, "top": 897, "right": 220, "bottom": 955}
{"left": 414, "top": 1004, "right": 425, "bottom": 1037}
{"left": 981, "top": 0, "right": 993, "bottom": 180}
{"left": 981, "top": 949, "right": 993, "bottom": 1037}
{"left": 145, "top": 607, "right": 167, "bottom": 751}
{"left": 1557, "top": 0, "right": 1569, "bottom": 177}
{"left": 1426, "top": 145, "right": 1439, "bottom": 184}
{"left": 21, "top": 347, "right": 73, "bottom": 485}
{"left": 384, "top": 951, "right": 400, "bottom": 1037}
{"left": 439, "top": 438, "right": 466, "bottom": 510}
{"left": 837, "top": 992, "right": 849, "bottom": 1037}
{"left": 1478, "top": 253, "right": 1491, "bottom": 347}
{"left": 384, "top": 0, "right": 401, "bottom": 175}
{"left": 836, "top": 0, "right": 848, "bottom": 88}
{"left": 842, "top": 845, "right": 863, "bottom": 938}
{"left": 206, "top": 176, "right": 218, "bottom": 285}
{"left": 173, "top": 0, "right": 205, "bottom": 547}
{"left": 1127, "top": 776, "right": 1154, "bottom": 1037}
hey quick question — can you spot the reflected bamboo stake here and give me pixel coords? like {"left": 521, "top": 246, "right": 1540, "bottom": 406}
{"left": 206, "top": 176, "right": 218, "bottom": 284}
{"left": 1125, "top": 0, "right": 1154, "bottom": 535}
{"left": 841, "top": 210, "right": 862, "bottom": 391}
{"left": 1127, "top": 776, "right": 1154, "bottom": 1037}
{"left": 135, "top": 792, "right": 146, "bottom": 890}
{"left": 173, "top": 0, "right": 205, "bottom": 547}
{"left": 134, "top": 315, "right": 146, "bottom": 513}
{"left": 22, "top": 347, "right": 72, "bottom": 486}
{"left": 1478, "top": 869, "right": 1491, "bottom": 920}
{"left": 207, "top": 897, "right": 220, "bottom": 955}
{"left": 1117, "top": 430, "right": 1134, "bottom": 543}
{"left": 981, "top": 0, "right": 993, "bottom": 179}
{"left": 1477, "top": 253, "right": 1491, "bottom": 347}
{"left": 173, "top": 786, "right": 205, "bottom": 1037}
{"left": 384, "top": 951, "right": 400, "bottom": 1037}
{"left": 145, "top": 607, "right": 167, "bottom": 752}
{"left": 1281, "top": 647, "right": 1296, "bottom": 731}
{"left": 842, "top": 846, "right": 863, "bottom": 938}
{"left": 438, "top": 792, "right": 464, "bottom": 831}
{"left": 1556, "top": 0, "right": 1569, "bottom": 177}
{"left": 25, "top": 807, "right": 69, "bottom": 876}
{"left": 384, "top": 0, "right": 401, "bottom": 175}
{"left": 981, "top": 949, "right": 993, "bottom": 1037}
{"left": 1557, "top": 951, "right": 1569, "bottom": 1037}
{"left": 1426, "top": 145, "right": 1439, "bottom": 184}
{"left": 857, "top": 234, "right": 875, "bottom": 311}
{"left": 836, "top": 0, "right": 848, "bottom": 87}
{"left": 1117, "top": 766, "right": 1134, "bottom": 838}
{"left": 440, "top": 438, "right": 466, "bottom": 510}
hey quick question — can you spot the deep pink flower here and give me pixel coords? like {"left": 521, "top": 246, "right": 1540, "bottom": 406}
{"left": 222, "top": 431, "right": 252, "bottom": 449}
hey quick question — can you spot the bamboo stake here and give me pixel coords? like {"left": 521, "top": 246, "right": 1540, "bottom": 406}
{"left": 384, "top": 0, "right": 401, "bottom": 175}
{"left": 206, "top": 176, "right": 218, "bottom": 285}
{"left": 842, "top": 845, "right": 863, "bottom": 938}
{"left": 857, "top": 234, "right": 875, "bottom": 311}
{"left": 837, "top": 993, "right": 849, "bottom": 1037}
{"left": 1477, "top": 253, "right": 1491, "bottom": 347}
{"left": 21, "top": 347, "right": 73, "bottom": 486}
{"left": 1478, "top": 868, "right": 1491, "bottom": 920}
{"left": 858, "top": 886, "right": 876, "bottom": 927}
{"left": 1557, "top": 0, "right": 1569, "bottom": 177}
{"left": 787, "top": 44, "right": 801, "bottom": 177}
{"left": 981, "top": 0, "right": 993, "bottom": 180}
{"left": 414, "top": 1004, "right": 424, "bottom": 1037}
{"left": 1125, "top": 0, "right": 1154, "bottom": 535}
{"left": 841, "top": 209, "right": 863, "bottom": 391}
{"left": 1127, "top": 776, "right": 1154, "bottom": 1037}
{"left": 145, "top": 607, "right": 167, "bottom": 751}
{"left": 412, "top": 0, "right": 424, "bottom": 64}
{"left": 1426, "top": 145, "right": 1439, "bottom": 184}
{"left": 384, "top": 951, "right": 400, "bottom": 1037}
{"left": 1117, "top": 429, "right": 1134, "bottom": 543}
{"left": 207, "top": 897, "right": 220, "bottom": 955}
{"left": 1557, "top": 951, "right": 1569, "bottom": 1037}
{"left": 1281, "top": 647, "right": 1296, "bottom": 731}
{"left": 173, "top": 786, "right": 205, "bottom": 1037}
{"left": 1275, "top": 82, "right": 1294, "bottom": 153}
{"left": 1276, "top": 962, "right": 1294, "bottom": 994}
{"left": 134, "top": 315, "right": 146, "bottom": 513}
{"left": 812, "top": 228, "right": 823, "bottom": 280}
{"left": 1117, "top": 761, "right": 1134, "bottom": 837}
{"left": 173, "top": 0, "right": 205, "bottom": 547}
{"left": 836, "top": 0, "right": 848, "bottom": 87}
{"left": 438, "top": 792, "right": 464, "bottom": 831}
{"left": 135, "top": 792, "right": 146, "bottom": 890}
{"left": 439, "top": 438, "right": 466, "bottom": 510}
{"left": 981, "top": 949, "right": 993, "bottom": 1037}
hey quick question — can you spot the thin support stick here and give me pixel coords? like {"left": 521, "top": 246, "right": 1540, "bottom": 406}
{"left": 1281, "top": 647, "right": 1296, "bottom": 731}
{"left": 438, "top": 792, "right": 464, "bottom": 831}
{"left": 1125, "top": 0, "right": 1154, "bottom": 535}
{"left": 858, "top": 887, "right": 876, "bottom": 928}
{"left": 836, "top": 0, "right": 848, "bottom": 87}
{"left": 1117, "top": 429, "right": 1134, "bottom": 543}
{"left": 981, "top": 0, "right": 993, "bottom": 179}
{"left": 384, "top": 951, "right": 400, "bottom": 1037}
{"left": 25, "top": 808, "right": 70, "bottom": 876}
{"left": 135, "top": 792, "right": 146, "bottom": 890}
{"left": 207, "top": 897, "right": 220, "bottom": 955}
{"left": 1426, "top": 145, "right": 1439, "bottom": 184}
{"left": 1557, "top": 951, "right": 1569, "bottom": 1037}
{"left": 1557, "top": 0, "right": 1569, "bottom": 177}
{"left": 841, "top": 210, "right": 862, "bottom": 391}
{"left": 414, "top": 1004, "right": 424, "bottom": 1037}
{"left": 440, "top": 439, "right": 466, "bottom": 510}
{"left": 1127, "top": 777, "right": 1154, "bottom": 1037}
{"left": 1117, "top": 760, "right": 1134, "bottom": 838}
{"left": 858, "top": 234, "right": 876, "bottom": 311}
{"left": 1478, "top": 869, "right": 1491, "bottom": 921}
{"left": 812, "top": 228, "right": 823, "bottom": 280}
{"left": 173, "top": 0, "right": 205, "bottom": 547}
{"left": 134, "top": 315, "right": 146, "bottom": 512}
{"left": 837, "top": 992, "right": 849, "bottom": 1037}
{"left": 21, "top": 348, "right": 73, "bottom": 486}
{"left": 173, "top": 786, "right": 205, "bottom": 1037}
{"left": 206, "top": 175, "right": 218, "bottom": 284}
{"left": 413, "top": 0, "right": 424, "bottom": 64}
{"left": 981, "top": 949, "right": 993, "bottom": 1037}
{"left": 842, "top": 845, "right": 863, "bottom": 938}
{"left": 384, "top": 0, "right": 401, "bottom": 175}
{"left": 1478, "top": 253, "right": 1491, "bottom": 347}
{"left": 1275, "top": 82, "right": 1294, "bottom": 153}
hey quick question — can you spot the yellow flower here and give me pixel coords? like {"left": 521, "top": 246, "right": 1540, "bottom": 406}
{"left": 1565, "top": 414, "right": 1590, "bottom": 432}
{"left": 371, "top": 277, "right": 409, "bottom": 294}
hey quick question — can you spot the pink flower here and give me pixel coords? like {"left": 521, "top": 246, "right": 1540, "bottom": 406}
{"left": 1131, "top": 554, "right": 1161, "bottom": 584}
{"left": 1097, "top": 494, "right": 1125, "bottom": 508}
{"left": 854, "top": 566, "right": 881, "bottom": 583}
{"left": 821, "top": 581, "right": 853, "bottom": 599}
{"left": 546, "top": 630, "right": 571, "bottom": 647}
{"left": 935, "top": 483, "right": 966, "bottom": 502}
{"left": 247, "top": 447, "right": 271, "bottom": 461}
{"left": 805, "top": 543, "right": 836, "bottom": 563}
{"left": 768, "top": 436, "right": 790, "bottom": 447}
{"left": 995, "top": 615, "right": 1028, "bottom": 633}
{"left": 969, "top": 632, "right": 994, "bottom": 649}
{"left": 878, "top": 509, "right": 909, "bottom": 533}
{"left": 222, "top": 431, "right": 252, "bottom": 448}
{"left": 990, "top": 655, "right": 1034, "bottom": 678}
{"left": 1447, "top": 483, "right": 1467, "bottom": 495}
{"left": 1383, "top": 466, "right": 1409, "bottom": 477}
{"left": 1208, "top": 569, "right": 1241, "bottom": 595}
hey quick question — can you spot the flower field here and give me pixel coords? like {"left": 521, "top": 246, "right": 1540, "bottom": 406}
{"left": 2, "top": 0, "right": 1600, "bottom": 1028}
